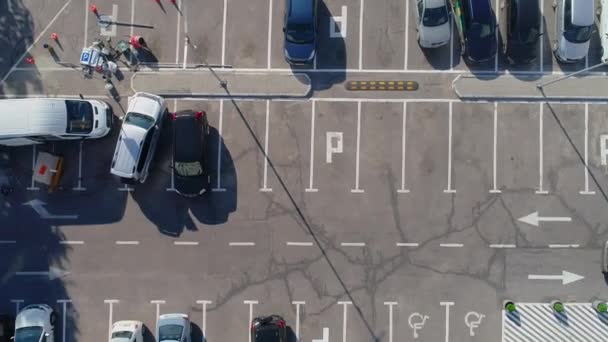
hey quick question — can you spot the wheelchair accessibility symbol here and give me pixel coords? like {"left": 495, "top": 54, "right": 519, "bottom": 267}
{"left": 408, "top": 313, "right": 429, "bottom": 339}
{"left": 464, "top": 311, "right": 485, "bottom": 336}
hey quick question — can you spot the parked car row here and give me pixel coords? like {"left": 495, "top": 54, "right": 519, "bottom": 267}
{"left": 0, "top": 308, "right": 287, "bottom": 342}
{"left": 0, "top": 93, "right": 211, "bottom": 197}
{"left": 415, "top": 0, "right": 601, "bottom": 65}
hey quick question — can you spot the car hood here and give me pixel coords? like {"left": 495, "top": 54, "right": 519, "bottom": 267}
{"left": 558, "top": 38, "right": 589, "bottom": 61}
{"left": 419, "top": 22, "right": 450, "bottom": 44}
{"left": 466, "top": 35, "right": 496, "bottom": 62}
{"left": 284, "top": 39, "right": 315, "bottom": 62}
{"left": 15, "top": 309, "right": 47, "bottom": 329}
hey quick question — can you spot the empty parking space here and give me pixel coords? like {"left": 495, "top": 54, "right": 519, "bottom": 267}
{"left": 316, "top": 0, "right": 358, "bottom": 69}
{"left": 361, "top": 0, "right": 405, "bottom": 70}
{"left": 224, "top": 0, "right": 271, "bottom": 68}
{"left": 132, "top": 0, "right": 180, "bottom": 65}
{"left": 182, "top": 0, "right": 225, "bottom": 66}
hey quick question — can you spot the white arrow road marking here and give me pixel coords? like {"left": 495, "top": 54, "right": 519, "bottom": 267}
{"left": 16, "top": 267, "right": 69, "bottom": 280}
{"left": 518, "top": 211, "right": 571, "bottom": 227}
{"left": 23, "top": 199, "right": 78, "bottom": 219}
{"left": 528, "top": 270, "right": 584, "bottom": 285}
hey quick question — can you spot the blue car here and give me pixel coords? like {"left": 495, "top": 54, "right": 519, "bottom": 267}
{"left": 461, "top": 0, "right": 497, "bottom": 63}
{"left": 283, "top": 0, "right": 317, "bottom": 65}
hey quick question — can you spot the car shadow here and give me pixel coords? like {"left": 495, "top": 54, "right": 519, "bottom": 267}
{"left": 190, "top": 321, "right": 204, "bottom": 342}
{"left": 142, "top": 323, "right": 156, "bottom": 342}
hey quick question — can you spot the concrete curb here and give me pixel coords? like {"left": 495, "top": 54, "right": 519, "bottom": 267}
{"left": 131, "top": 70, "right": 312, "bottom": 99}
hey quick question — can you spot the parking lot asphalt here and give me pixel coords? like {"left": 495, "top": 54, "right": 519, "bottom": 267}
{"left": 2, "top": 0, "right": 608, "bottom": 341}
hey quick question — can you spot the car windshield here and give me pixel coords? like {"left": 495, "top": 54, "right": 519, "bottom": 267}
{"left": 469, "top": 22, "right": 494, "bottom": 38}
{"left": 124, "top": 112, "right": 155, "bottom": 130}
{"left": 158, "top": 324, "right": 183, "bottom": 341}
{"left": 15, "top": 326, "right": 43, "bottom": 342}
{"left": 286, "top": 23, "right": 315, "bottom": 43}
{"left": 517, "top": 27, "right": 539, "bottom": 44}
{"left": 563, "top": 0, "right": 593, "bottom": 43}
{"left": 175, "top": 161, "right": 203, "bottom": 177}
{"left": 65, "top": 100, "right": 93, "bottom": 134}
{"left": 423, "top": 5, "right": 449, "bottom": 27}
{"left": 111, "top": 331, "right": 133, "bottom": 339}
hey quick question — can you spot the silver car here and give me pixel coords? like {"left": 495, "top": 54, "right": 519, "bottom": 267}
{"left": 157, "top": 313, "right": 191, "bottom": 342}
{"left": 14, "top": 304, "right": 56, "bottom": 342}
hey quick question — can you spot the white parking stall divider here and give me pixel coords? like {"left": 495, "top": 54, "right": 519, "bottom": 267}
{"left": 267, "top": 0, "right": 273, "bottom": 70}
{"left": 358, "top": 0, "right": 364, "bottom": 70}
{"left": 73, "top": 140, "right": 86, "bottom": 191}
{"left": 57, "top": 299, "right": 71, "bottom": 342}
{"left": 404, "top": 0, "right": 409, "bottom": 70}
{"left": 443, "top": 103, "right": 456, "bottom": 193}
{"left": 494, "top": 0, "right": 499, "bottom": 72}
{"left": 398, "top": 102, "right": 410, "bottom": 193}
{"left": 351, "top": 101, "right": 364, "bottom": 193}
{"left": 260, "top": 100, "right": 272, "bottom": 192}
{"left": 213, "top": 100, "right": 227, "bottom": 192}
{"left": 440, "top": 302, "right": 454, "bottom": 342}
{"left": 292, "top": 301, "right": 305, "bottom": 340}
{"left": 167, "top": 100, "right": 178, "bottom": 192}
{"left": 150, "top": 300, "right": 166, "bottom": 335}
{"left": 306, "top": 100, "right": 319, "bottom": 192}
{"left": 244, "top": 300, "right": 258, "bottom": 342}
{"left": 27, "top": 145, "right": 39, "bottom": 191}
{"left": 536, "top": 103, "right": 548, "bottom": 194}
{"left": 539, "top": 0, "right": 544, "bottom": 73}
{"left": 196, "top": 300, "right": 212, "bottom": 341}
{"left": 11, "top": 299, "right": 24, "bottom": 315}
{"left": 221, "top": 0, "right": 227, "bottom": 66}
{"left": 490, "top": 102, "right": 501, "bottom": 193}
{"left": 384, "top": 302, "right": 398, "bottom": 342}
{"left": 104, "top": 299, "right": 119, "bottom": 342}
{"left": 580, "top": 103, "right": 595, "bottom": 195}
{"left": 338, "top": 301, "right": 352, "bottom": 342}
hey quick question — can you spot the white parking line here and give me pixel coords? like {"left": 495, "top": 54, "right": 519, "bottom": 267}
{"left": 539, "top": 0, "right": 544, "bottom": 73}
{"left": 489, "top": 244, "right": 516, "bottom": 248}
{"left": 245, "top": 300, "right": 258, "bottom": 342}
{"left": 0, "top": 240, "right": 17, "bottom": 244}
{"left": 73, "top": 141, "right": 86, "bottom": 191}
{"left": 440, "top": 243, "right": 463, "bottom": 248}
{"left": 57, "top": 300, "right": 71, "bottom": 342}
{"left": 440, "top": 302, "right": 454, "bottom": 342}
{"left": 59, "top": 240, "right": 84, "bottom": 245}
{"left": 338, "top": 301, "right": 351, "bottom": 342}
{"left": 306, "top": 100, "right": 318, "bottom": 192}
{"left": 167, "top": 100, "right": 177, "bottom": 192}
{"left": 548, "top": 244, "right": 580, "bottom": 248}
{"left": 398, "top": 102, "right": 410, "bottom": 193}
{"left": 351, "top": 101, "right": 364, "bottom": 193}
{"left": 260, "top": 100, "right": 272, "bottom": 192}
{"left": 359, "top": 0, "right": 364, "bottom": 70}
{"left": 443, "top": 102, "right": 455, "bottom": 193}
{"left": 175, "top": 0, "right": 182, "bottom": 65}
{"left": 130, "top": 0, "right": 135, "bottom": 37}
{"left": 11, "top": 299, "right": 24, "bottom": 315}
{"left": 229, "top": 242, "right": 256, "bottom": 246}
{"left": 267, "top": 0, "right": 273, "bottom": 69}
{"left": 449, "top": 17, "right": 454, "bottom": 71}
{"left": 580, "top": 103, "right": 595, "bottom": 195}
{"left": 83, "top": 0, "right": 90, "bottom": 48}
{"left": 286, "top": 242, "right": 313, "bottom": 246}
{"left": 341, "top": 242, "right": 365, "bottom": 247}
{"left": 0, "top": 0, "right": 72, "bottom": 84}
{"left": 536, "top": 103, "right": 548, "bottom": 194}
{"left": 221, "top": 0, "right": 227, "bottom": 66}
{"left": 105, "top": 300, "right": 119, "bottom": 342}
{"left": 118, "top": 184, "right": 134, "bottom": 192}
{"left": 213, "top": 100, "right": 227, "bottom": 192}
{"left": 490, "top": 102, "right": 500, "bottom": 193}
{"left": 174, "top": 241, "right": 199, "bottom": 246}
{"left": 196, "top": 300, "right": 212, "bottom": 340}
{"left": 292, "top": 301, "right": 305, "bottom": 340}
{"left": 404, "top": 0, "right": 409, "bottom": 70}
{"left": 115, "top": 241, "right": 139, "bottom": 245}
{"left": 151, "top": 300, "right": 165, "bottom": 334}
{"left": 27, "top": 145, "right": 39, "bottom": 191}
{"left": 384, "top": 302, "right": 398, "bottom": 342}
{"left": 494, "top": 0, "right": 499, "bottom": 72}
{"left": 396, "top": 242, "right": 419, "bottom": 247}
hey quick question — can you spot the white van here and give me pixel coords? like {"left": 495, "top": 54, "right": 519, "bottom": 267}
{"left": 599, "top": 0, "right": 608, "bottom": 62}
{"left": 553, "top": 0, "right": 595, "bottom": 63}
{"left": 0, "top": 98, "right": 112, "bottom": 146}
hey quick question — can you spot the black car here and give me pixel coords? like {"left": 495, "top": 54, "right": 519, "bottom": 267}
{"left": 251, "top": 315, "right": 286, "bottom": 342}
{"left": 0, "top": 314, "right": 14, "bottom": 342}
{"left": 504, "top": 0, "right": 540, "bottom": 64}
{"left": 460, "top": 0, "right": 497, "bottom": 62}
{"left": 171, "top": 110, "right": 210, "bottom": 197}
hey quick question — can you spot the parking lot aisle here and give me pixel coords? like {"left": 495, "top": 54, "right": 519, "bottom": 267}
{"left": 586, "top": 104, "right": 608, "bottom": 193}
{"left": 452, "top": 102, "right": 493, "bottom": 194}
{"left": 224, "top": 0, "right": 271, "bottom": 68}
{"left": 496, "top": 103, "right": 540, "bottom": 192}
{"left": 316, "top": 0, "right": 359, "bottom": 70}
{"left": 182, "top": 0, "right": 224, "bottom": 66}
{"left": 132, "top": 0, "right": 180, "bottom": 65}
{"left": 360, "top": 0, "right": 405, "bottom": 70}
{"left": 358, "top": 102, "right": 402, "bottom": 195}
{"left": 541, "top": 103, "right": 586, "bottom": 195}
{"left": 405, "top": 3, "right": 452, "bottom": 71}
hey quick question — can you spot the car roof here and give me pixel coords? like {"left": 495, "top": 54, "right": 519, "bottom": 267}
{"left": 0, "top": 98, "right": 68, "bottom": 137}
{"left": 111, "top": 124, "right": 147, "bottom": 176}
{"left": 571, "top": 0, "right": 594, "bottom": 26}
{"left": 173, "top": 111, "right": 203, "bottom": 162}
{"left": 288, "top": 0, "right": 314, "bottom": 21}
{"left": 467, "top": 0, "right": 493, "bottom": 23}
{"left": 512, "top": 0, "right": 540, "bottom": 29}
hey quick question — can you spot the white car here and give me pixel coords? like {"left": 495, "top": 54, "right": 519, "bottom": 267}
{"left": 599, "top": 0, "right": 608, "bottom": 62}
{"left": 110, "top": 320, "right": 144, "bottom": 342}
{"left": 14, "top": 304, "right": 56, "bottom": 342}
{"left": 110, "top": 92, "right": 167, "bottom": 184}
{"left": 415, "top": 0, "right": 451, "bottom": 48}
{"left": 553, "top": 0, "right": 594, "bottom": 63}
